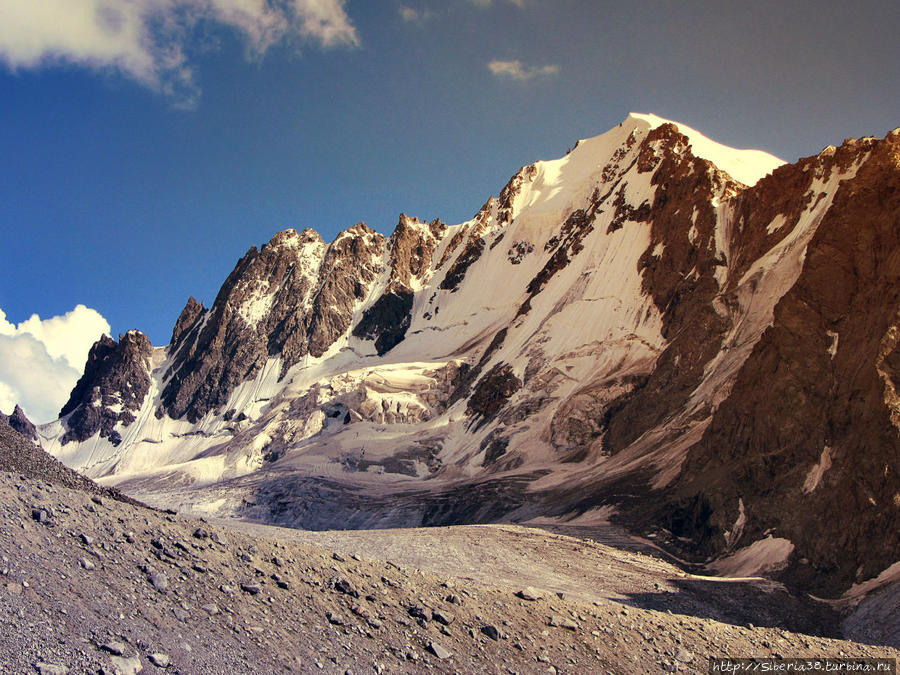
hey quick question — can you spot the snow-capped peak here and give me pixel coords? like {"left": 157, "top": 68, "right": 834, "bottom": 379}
{"left": 265, "top": 228, "right": 324, "bottom": 251}
{"left": 625, "top": 112, "right": 785, "bottom": 186}
{"left": 509, "top": 112, "right": 784, "bottom": 227}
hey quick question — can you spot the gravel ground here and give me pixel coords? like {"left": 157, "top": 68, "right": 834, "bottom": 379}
{"left": 1, "top": 470, "right": 897, "bottom": 675}
{"left": 1, "top": 419, "right": 897, "bottom": 673}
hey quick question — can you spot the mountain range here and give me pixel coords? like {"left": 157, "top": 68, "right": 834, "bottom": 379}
{"left": 35, "top": 112, "right": 900, "bottom": 600}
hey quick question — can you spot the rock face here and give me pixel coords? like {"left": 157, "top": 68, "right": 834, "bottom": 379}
{"left": 42, "top": 114, "right": 900, "bottom": 598}
{"left": 658, "top": 132, "right": 900, "bottom": 596}
{"left": 353, "top": 215, "right": 444, "bottom": 355}
{"left": 467, "top": 364, "right": 522, "bottom": 425}
{"left": 59, "top": 331, "right": 152, "bottom": 446}
{"left": 599, "top": 124, "right": 738, "bottom": 454}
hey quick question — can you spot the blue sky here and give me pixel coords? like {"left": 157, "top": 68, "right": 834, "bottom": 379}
{"left": 1, "top": 0, "right": 899, "bottom": 421}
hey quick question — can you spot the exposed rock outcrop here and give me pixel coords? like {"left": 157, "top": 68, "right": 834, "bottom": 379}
{"left": 353, "top": 215, "right": 444, "bottom": 355}
{"left": 439, "top": 235, "right": 485, "bottom": 292}
{"left": 60, "top": 331, "right": 152, "bottom": 445}
{"left": 170, "top": 296, "right": 205, "bottom": 349}
{"left": 160, "top": 225, "right": 386, "bottom": 421}
{"left": 0, "top": 404, "right": 37, "bottom": 441}
{"left": 467, "top": 363, "right": 522, "bottom": 425}
{"left": 353, "top": 289, "right": 414, "bottom": 355}
{"left": 600, "top": 124, "right": 738, "bottom": 453}
{"left": 301, "top": 224, "right": 385, "bottom": 359}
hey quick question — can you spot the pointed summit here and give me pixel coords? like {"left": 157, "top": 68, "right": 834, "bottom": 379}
{"left": 0, "top": 404, "right": 37, "bottom": 441}
{"left": 624, "top": 112, "right": 785, "bottom": 185}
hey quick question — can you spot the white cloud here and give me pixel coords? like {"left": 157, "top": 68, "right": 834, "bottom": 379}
{"left": 0, "top": 305, "right": 110, "bottom": 424}
{"left": 0, "top": 0, "right": 358, "bottom": 105}
{"left": 488, "top": 59, "right": 558, "bottom": 81}
{"left": 0, "top": 382, "right": 17, "bottom": 417}
{"left": 4, "top": 305, "right": 111, "bottom": 371}
{"left": 294, "top": 0, "right": 359, "bottom": 48}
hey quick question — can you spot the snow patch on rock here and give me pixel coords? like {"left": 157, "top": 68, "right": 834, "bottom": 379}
{"left": 709, "top": 537, "right": 795, "bottom": 577}
{"left": 802, "top": 446, "right": 833, "bottom": 494}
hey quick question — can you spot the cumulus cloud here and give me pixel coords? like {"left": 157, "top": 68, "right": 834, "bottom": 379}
{"left": 0, "top": 382, "right": 17, "bottom": 418}
{"left": 0, "top": 305, "right": 110, "bottom": 424}
{"left": 0, "top": 0, "right": 359, "bottom": 105}
{"left": 488, "top": 59, "right": 558, "bottom": 81}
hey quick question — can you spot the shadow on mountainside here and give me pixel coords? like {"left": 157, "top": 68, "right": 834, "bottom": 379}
{"left": 617, "top": 576, "right": 843, "bottom": 639}
{"left": 232, "top": 470, "right": 550, "bottom": 531}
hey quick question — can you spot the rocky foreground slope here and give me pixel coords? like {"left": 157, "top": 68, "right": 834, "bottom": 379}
{"left": 2, "top": 423, "right": 899, "bottom": 673}
{"left": 38, "top": 113, "right": 900, "bottom": 600}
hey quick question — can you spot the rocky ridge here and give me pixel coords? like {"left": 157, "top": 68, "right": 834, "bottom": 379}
{"left": 0, "top": 404, "right": 37, "bottom": 441}
{"left": 0, "top": 416, "right": 141, "bottom": 507}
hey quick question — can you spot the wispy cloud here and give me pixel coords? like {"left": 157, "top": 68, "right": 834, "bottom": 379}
{"left": 0, "top": 0, "right": 359, "bottom": 106}
{"left": 470, "top": 0, "right": 526, "bottom": 8}
{"left": 399, "top": 6, "right": 420, "bottom": 22}
{"left": 488, "top": 59, "right": 559, "bottom": 81}
{"left": 0, "top": 305, "right": 111, "bottom": 424}
{"left": 399, "top": 5, "right": 433, "bottom": 24}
